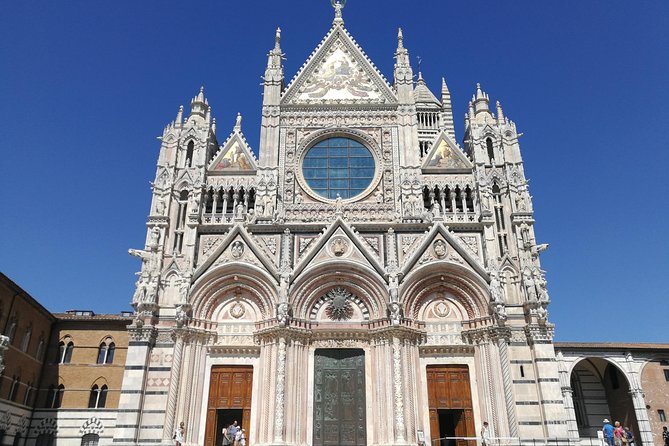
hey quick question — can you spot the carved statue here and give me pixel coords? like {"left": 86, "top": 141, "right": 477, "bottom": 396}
{"left": 492, "top": 302, "right": 508, "bottom": 322}
{"left": 154, "top": 198, "right": 166, "bottom": 215}
{"left": 175, "top": 304, "right": 190, "bottom": 328}
{"left": 489, "top": 268, "right": 504, "bottom": 303}
{"left": 189, "top": 191, "right": 200, "bottom": 213}
{"left": 388, "top": 302, "right": 402, "bottom": 326}
{"left": 523, "top": 269, "right": 538, "bottom": 301}
{"left": 433, "top": 240, "right": 447, "bottom": 258}
{"left": 537, "top": 274, "right": 550, "bottom": 303}
{"left": 295, "top": 191, "right": 303, "bottom": 204}
{"left": 277, "top": 302, "right": 290, "bottom": 327}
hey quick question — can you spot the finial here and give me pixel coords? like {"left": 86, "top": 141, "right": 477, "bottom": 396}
{"left": 234, "top": 112, "right": 242, "bottom": 132}
{"left": 275, "top": 27, "right": 281, "bottom": 49}
{"left": 331, "top": 0, "right": 346, "bottom": 24}
{"left": 417, "top": 71, "right": 423, "bottom": 81}
{"left": 397, "top": 28, "right": 404, "bottom": 49}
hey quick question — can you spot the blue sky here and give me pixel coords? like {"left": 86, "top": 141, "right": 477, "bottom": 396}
{"left": 1, "top": 1, "right": 667, "bottom": 342}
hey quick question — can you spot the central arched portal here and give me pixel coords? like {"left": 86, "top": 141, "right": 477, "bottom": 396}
{"left": 313, "top": 349, "right": 367, "bottom": 446}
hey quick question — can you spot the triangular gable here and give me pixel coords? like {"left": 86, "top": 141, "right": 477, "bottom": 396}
{"left": 193, "top": 224, "right": 278, "bottom": 282}
{"left": 282, "top": 25, "right": 397, "bottom": 105}
{"left": 422, "top": 131, "right": 473, "bottom": 172}
{"left": 291, "top": 217, "right": 386, "bottom": 283}
{"left": 208, "top": 132, "right": 257, "bottom": 174}
{"left": 400, "top": 223, "right": 488, "bottom": 281}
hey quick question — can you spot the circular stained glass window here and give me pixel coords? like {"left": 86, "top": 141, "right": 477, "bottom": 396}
{"left": 302, "top": 137, "right": 375, "bottom": 200}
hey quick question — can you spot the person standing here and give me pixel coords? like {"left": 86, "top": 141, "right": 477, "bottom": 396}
{"left": 175, "top": 421, "right": 185, "bottom": 446}
{"left": 662, "top": 426, "right": 669, "bottom": 446}
{"left": 221, "top": 425, "right": 230, "bottom": 446}
{"left": 613, "top": 421, "right": 624, "bottom": 446}
{"left": 228, "top": 421, "right": 239, "bottom": 446}
{"left": 602, "top": 419, "right": 615, "bottom": 446}
{"left": 480, "top": 421, "right": 491, "bottom": 446}
{"left": 623, "top": 426, "right": 634, "bottom": 446}
{"left": 238, "top": 428, "right": 246, "bottom": 446}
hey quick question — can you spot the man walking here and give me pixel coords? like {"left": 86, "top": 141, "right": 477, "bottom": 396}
{"left": 481, "top": 421, "right": 491, "bottom": 446}
{"left": 602, "top": 419, "right": 614, "bottom": 446}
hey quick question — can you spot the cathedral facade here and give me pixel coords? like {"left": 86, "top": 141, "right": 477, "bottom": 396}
{"left": 117, "top": 6, "right": 569, "bottom": 446}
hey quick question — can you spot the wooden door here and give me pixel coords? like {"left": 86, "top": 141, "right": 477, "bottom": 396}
{"left": 204, "top": 366, "right": 253, "bottom": 446}
{"left": 426, "top": 366, "right": 475, "bottom": 446}
{"left": 313, "top": 349, "right": 366, "bottom": 446}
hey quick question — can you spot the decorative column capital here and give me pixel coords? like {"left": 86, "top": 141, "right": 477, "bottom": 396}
{"left": 128, "top": 325, "right": 157, "bottom": 346}
{"left": 524, "top": 323, "right": 554, "bottom": 345}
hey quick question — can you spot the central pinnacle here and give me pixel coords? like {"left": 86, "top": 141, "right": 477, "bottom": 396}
{"left": 331, "top": 0, "right": 346, "bottom": 24}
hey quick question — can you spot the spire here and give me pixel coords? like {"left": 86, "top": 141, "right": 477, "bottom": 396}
{"left": 332, "top": 0, "right": 346, "bottom": 25}
{"left": 394, "top": 28, "right": 413, "bottom": 102}
{"left": 496, "top": 101, "right": 505, "bottom": 123}
{"left": 440, "top": 77, "right": 455, "bottom": 140}
{"left": 175, "top": 105, "right": 183, "bottom": 125}
{"left": 472, "top": 83, "right": 490, "bottom": 114}
{"left": 234, "top": 112, "right": 242, "bottom": 133}
{"left": 413, "top": 73, "right": 439, "bottom": 105}
{"left": 189, "top": 86, "right": 209, "bottom": 120}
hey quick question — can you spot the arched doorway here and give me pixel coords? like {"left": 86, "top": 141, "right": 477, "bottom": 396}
{"left": 570, "top": 358, "right": 638, "bottom": 438}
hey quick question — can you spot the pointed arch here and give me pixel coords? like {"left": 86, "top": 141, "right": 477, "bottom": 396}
{"left": 190, "top": 263, "right": 278, "bottom": 322}
{"left": 291, "top": 261, "right": 389, "bottom": 320}
{"left": 401, "top": 261, "right": 490, "bottom": 321}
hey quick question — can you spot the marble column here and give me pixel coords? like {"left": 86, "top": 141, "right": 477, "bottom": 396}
{"left": 164, "top": 329, "right": 187, "bottom": 441}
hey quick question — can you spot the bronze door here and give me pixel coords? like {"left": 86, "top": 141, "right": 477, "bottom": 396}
{"left": 313, "top": 349, "right": 366, "bottom": 446}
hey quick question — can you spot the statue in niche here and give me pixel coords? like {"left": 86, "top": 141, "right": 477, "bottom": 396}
{"left": 129, "top": 228, "right": 161, "bottom": 277}
{"left": 154, "top": 197, "right": 166, "bottom": 215}
{"left": 189, "top": 191, "right": 200, "bottom": 213}
{"left": 295, "top": 191, "right": 303, "bottom": 204}
{"left": 523, "top": 269, "right": 538, "bottom": 301}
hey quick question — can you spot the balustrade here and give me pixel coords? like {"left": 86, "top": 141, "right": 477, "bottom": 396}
{"left": 201, "top": 186, "right": 256, "bottom": 224}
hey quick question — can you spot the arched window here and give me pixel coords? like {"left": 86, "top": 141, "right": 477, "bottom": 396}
{"left": 81, "top": 433, "right": 99, "bottom": 446}
{"left": 20, "top": 325, "right": 32, "bottom": 352}
{"left": 106, "top": 343, "right": 115, "bottom": 364}
{"left": 486, "top": 137, "right": 495, "bottom": 161}
{"left": 96, "top": 343, "right": 107, "bottom": 364}
{"left": 36, "top": 337, "right": 46, "bottom": 361}
{"left": 6, "top": 319, "right": 17, "bottom": 344}
{"left": 88, "top": 384, "right": 108, "bottom": 408}
{"left": 88, "top": 384, "right": 99, "bottom": 408}
{"left": 185, "top": 141, "right": 194, "bottom": 168}
{"left": 49, "top": 384, "right": 64, "bottom": 408}
{"left": 23, "top": 382, "right": 33, "bottom": 406}
{"left": 8, "top": 376, "right": 20, "bottom": 401}
{"left": 60, "top": 341, "right": 74, "bottom": 364}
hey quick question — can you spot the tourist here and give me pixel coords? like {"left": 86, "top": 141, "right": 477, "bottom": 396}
{"left": 228, "top": 421, "right": 239, "bottom": 446}
{"left": 175, "top": 421, "right": 185, "bottom": 446}
{"left": 480, "top": 421, "right": 490, "bottom": 446}
{"left": 613, "top": 421, "right": 624, "bottom": 446}
{"left": 236, "top": 427, "right": 245, "bottom": 446}
{"left": 623, "top": 427, "right": 634, "bottom": 446}
{"left": 602, "top": 419, "right": 614, "bottom": 446}
{"left": 663, "top": 426, "right": 669, "bottom": 446}
{"left": 221, "top": 424, "right": 231, "bottom": 446}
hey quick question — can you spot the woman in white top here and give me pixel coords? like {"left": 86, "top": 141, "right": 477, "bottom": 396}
{"left": 175, "top": 422, "right": 185, "bottom": 446}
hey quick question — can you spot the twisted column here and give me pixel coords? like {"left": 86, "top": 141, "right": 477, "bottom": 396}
{"left": 392, "top": 337, "right": 406, "bottom": 442}
{"left": 497, "top": 338, "right": 518, "bottom": 437}
{"left": 164, "top": 329, "right": 186, "bottom": 440}
{"left": 273, "top": 337, "right": 287, "bottom": 443}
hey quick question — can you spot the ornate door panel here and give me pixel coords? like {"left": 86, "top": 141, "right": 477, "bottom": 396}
{"left": 313, "top": 349, "right": 366, "bottom": 446}
{"left": 426, "top": 365, "right": 475, "bottom": 446}
{"left": 204, "top": 366, "right": 254, "bottom": 446}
